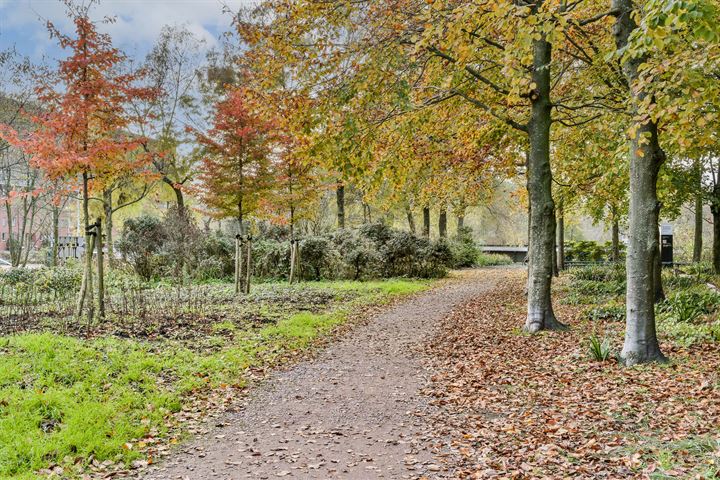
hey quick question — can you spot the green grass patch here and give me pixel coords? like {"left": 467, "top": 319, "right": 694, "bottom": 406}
{"left": 0, "top": 278, "right": 431, "bottom": 478}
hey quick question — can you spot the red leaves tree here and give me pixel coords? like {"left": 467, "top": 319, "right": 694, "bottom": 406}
{"left": 194, "top": 88, "right": 274, "bottom": 293}
{"left": 0, "top": 9, "right": 155, "bottom": 321}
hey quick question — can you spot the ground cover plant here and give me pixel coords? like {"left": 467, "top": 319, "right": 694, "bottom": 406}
{"left": 424, "top": 268, "right": 720, "bottom": 479}
{"left": 0, "top": 276, "right": 430, "bottom": 479}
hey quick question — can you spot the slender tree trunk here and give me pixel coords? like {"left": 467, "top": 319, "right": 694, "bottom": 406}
{"left": 712, "top": 199, "right": 720, "bottom": 274}
{"left": 694, "top": 192, "right": 703, "bottom": 263}
{"left": 52, "top": 206, "right": 60, "bottom": 267}
{"left": 438, "top": 208, "right": 447, "bottom": 239}
{"left": 457, "top": 215, "right": 465, "bottom": 231}
{"left": 524, "top": 34, "right": 564, "bottom": 333}
{"left": 405, "top": 205, "right": 416, "bottom": 234}
{"left": 235, "top": 205, "right": 243, "bottom": 294}
{"left": 336, "top": 184, "right": 345, "bottom": 229}
{"left": 557, "top": 206, "right": 565, "bottom": 272}
{"left": 5, "top": 202, "right": 16, "bottom": 267}
{"left": 162, "top": 177, "right": 185, "bottom": 214}
{"left": 422, "top": 207, "right": 430, "bottom": 238}
{"left": 103, "top": 189, "right": 115, "bottom": 268}
{"left": 612, "top": 215, "right": 620, "bottom": 262}
{"left": 76, "top": 172, "right": 94, "bottom": 323}
{"left": 613, "top": 0, "right": 666, "bottom": 364}
{"left": 245, "top": 237, "right": 252, "bottom": 294}
{"left": 96, "top": 218, "right": 105, "bottom": 319}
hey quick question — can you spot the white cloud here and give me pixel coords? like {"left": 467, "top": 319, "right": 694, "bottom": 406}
{"left": 0, "top": 0, "right": 257, "bottom": 58}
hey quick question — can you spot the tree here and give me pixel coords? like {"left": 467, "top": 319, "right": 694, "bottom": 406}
{"left": 0, "top": 6, "right": 154, "bottom": 321}
{"left": 194, "top": 87, "right": 274, "bottom": 293}
{"left": 238, "top": 0, "right": 616, "bottom": 332}
{"left": 134, "top": 25, "right": 206, "bottom": 214}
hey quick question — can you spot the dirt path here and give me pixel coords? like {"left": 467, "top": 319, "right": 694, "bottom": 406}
{"left": 140, "top": 269, "right": 503, "bottom": 480}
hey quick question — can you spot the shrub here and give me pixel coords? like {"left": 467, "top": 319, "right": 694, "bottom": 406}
{"left": 657, "top": 288, "right": 720, "bottom": 323}
{"left": 117, "top": 215, "right": 168, "bottom": 280}
{"left": 253, "top": 240, "right": 291, "bottom": 279}
{"left": 0, "top": 268, "right": 36, "bottom": 286}
{"left": 476, "top": 252, "right": 513, "bottom": 267}
{"left": 33, "top": 266, "right": 82, "bottom": 294}
{"left": 299, "top": 236, "right": 343, "bottom": 280}
{"left": 585, "top": 303, "right": 626, "bottom": 322}
{"left": 570, "top": 264, "right": 625, "bottom": 283}
{"left": 566, "top": 240, "right": 620, "bottom": 263}
{"left": 450, "top": 226, "right": 481, "bottom": 268}
{"left": 333, "top": 230, "right": 382, "bottom": 280}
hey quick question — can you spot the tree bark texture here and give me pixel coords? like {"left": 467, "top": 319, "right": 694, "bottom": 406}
{"left": 524, "top": 34, "right": 564, "bottom": 333}
{"left": 694, "top": 192, "right": 703, "bottom": 263}
{"left": 336, "top": 184, "right": 345, "bottom": 229}
{"left": 613, "top": 0, "right": 667, "bottom": 364}
{"left": 422, "top": 207, "right": 430, "bottom": 238}
{"left": 438, "top": 209, "right": 447, "bottom": 238}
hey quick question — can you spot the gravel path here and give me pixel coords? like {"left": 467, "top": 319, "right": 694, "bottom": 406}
{"left": 141, "top": 270, "right": 501, "bottom": 480}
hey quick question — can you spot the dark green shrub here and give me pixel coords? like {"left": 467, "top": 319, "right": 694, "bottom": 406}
{"left": 359, "top": 222, "right": 394, "bottom": 246}
{"left": 332, "top": 230, "right": 381, "bottom": 280}
{"left": 381, "top": 231, "right": 424, "bottom": 277}
{"left": 299, "top": 236, "right": 342, "bottom": 280}
{"left": 253, "top": 240, "right": 291, "bottom": 279}
{"left": 570, "top": 264, "right": 625, "bottom": 283}
{"left": 117, "top": 215, "right": 168, "bottom": 280}
{"left": 450, "top": 226, "right": 481, "bottom": 268}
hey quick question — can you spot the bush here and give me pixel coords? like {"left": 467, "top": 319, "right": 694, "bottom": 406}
{"left": 657, "top": 288, "right": 720, "bottom": 323}
{"left": 585, "top": 303, "right": 626, "bottom": 322}
{"left": 566, "top": 240, "right": 622, "bottom": 263}
{"left": 253, "top": 240, "right": 291, "bottom": 280}
{"left": 117, "top": 215, "right": 168, "bottom": 280}
{"left": 450, "top": 226, "right": 481, "bottom": 268}
{"left": 570, "top": 264, "right": 625, "bottom": 283}
{"left": 476, "top": 252, "right": 513, "bottom": 267}
{"left": 300, "top": 236, "right": 343, "bottom": 280}
{"left": 333, "top": 230, "right": 382, "bottom": 280}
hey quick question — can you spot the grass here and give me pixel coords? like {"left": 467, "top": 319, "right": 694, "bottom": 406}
{"left": 0, "top": 278, "right": 430, "bottom": 479}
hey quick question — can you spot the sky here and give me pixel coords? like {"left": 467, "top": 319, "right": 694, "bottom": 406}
{"left": 0, "top": 0, "right": 254, "bottom": 63}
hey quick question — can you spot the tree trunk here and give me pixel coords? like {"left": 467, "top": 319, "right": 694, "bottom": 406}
{"left": 438, "top": 208, "right": 447, "bottom": 238}
{"left": 613, "top": 0, "right": 666, "bottom": 365}
{"left": 557, "top": 207, "right": 565, "bottom": 272}
{"left": 694, "top": 192, "right": 703, "bottom": 262}
{"left": 654, "top": 242, "right": 665, "bottom": 303}
{"left": 52, "top": 206, "right": 60, "bottom": 267}
{"left": 96, "top": 218, "right": 105, "bottom": 319}
{"left": 162, "top": 177, "right": 185, "bottom": 213}
{"left": 76, "top": 172, "right": 94, "bottom": 323}
{"left": 235, "top": 206, "right": 243, "bottom": 294}
{"left": 457, "top": 215, "right": 465, "bottom": 231}
{"left": 524, "top": 34, "right": 564, "bottom": 333}
{"left": 245, "top": 237, "right": 252, "bottom": 294}
{"left": 103, "top": 189, "right": 115, "bottom": 268}
{"left": 422, "top": 207, "right": 430, "bottom": 238}
{"left": 612, "top": 215, "right": 620, "bottom": 262}
{"left": 712, "top": 201, "right": 720, "bottom": 274}
{"left": 405, "top": 205, "right": 416, "bottom": 234}
{"left": 336, "top": 184, "right": 345, "bottom": 229}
